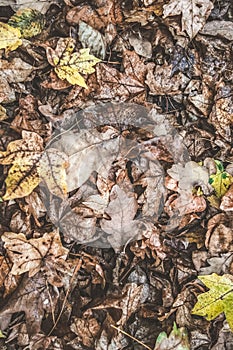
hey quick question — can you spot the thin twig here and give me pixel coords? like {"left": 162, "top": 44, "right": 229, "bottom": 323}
{"left": 110, "top": 324, "right": 152, "bottom": 350}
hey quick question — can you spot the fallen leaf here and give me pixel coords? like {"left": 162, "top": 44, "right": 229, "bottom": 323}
{"left": 8, "top": 8, "right": 45, "bottom": 38}
{"left": 199, "top": 253, "right": 233, "bottom": 276}
{"left": 154, "top": 322, "right": 190, "bottom": 350}
{"left": 209, "top": 160, "right": 233, "bottom": 198}
{"left": 0, "top": 22, "right": 22, "bottom": 52}
{"left": 78, "top": 20, "right": 106, "bottom": 59}
{"left": 163, "top": 0, "right": 214, "bottom": 39}
{"left": 200, "top": 20, "right": 233, "bottom": 41}
{"left": 0, "top": 131, "right": 68, "bottom": 200}
{"left": 0, "top": 131, "right": 43, "bottom": 200}
{"left": 220, "top": 184, "right": 233, "bottom": 211}
{"left": 0, "top": 272, "right": 58, "bottom": 336}
{"left": 192, "top": 273, "right": 233, "bottom": 331}
{"left": 128, "top": 34, "right": 152, "bottom": 58}
{"left": 70, "top": 316, "right": 101, "bottom": 347}
{"left": 2, "top": 230, "right": 68, "bottom": 277}
{"left": 0, "top": 57, "right": 34, "bottom": 83}
{"left": 7, "top": 0, "right": 59, "bottom": 14}
{"left": 46, "top": 37, "right": 101, "bottom": 88}
{"left": 100, "top": 184, "right": 143, "bottom": 248}
{"left": 49, "top": 126, "right": 120, "bottom": 191}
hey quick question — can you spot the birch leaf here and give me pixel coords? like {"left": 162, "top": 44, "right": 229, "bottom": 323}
{"left": 192, "top": 273, "right": 233, "bottom": 331}
{"left": 209, "top": 160, "right": 233, "bottom": 198}
{"left": 163, "top": 0, "right": 214, "bottom": 39}
{"left": 0, "top": 22, "right": 22, "bottom": 52}
{"left": 46, "top": 37, "right": 101, "bottom": 88}
{"left": 8, "top": 8, "right": 45, "bottom": 38}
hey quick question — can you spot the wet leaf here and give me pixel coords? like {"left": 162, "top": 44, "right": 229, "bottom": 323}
{"left": 2, "top": 230, "right": 68, "bottom": 277}
{"left": 0, "top": 131, "right": 68, "bottom": 200}
{"left": 192, "top": 273, "right": 233, "bottom": 331}
{"left": 46, "top": 37, "right": 101, "bottom": 88}
{"left": 0, "top": 22, "right": 22, "bottom": 52}
{"left": 78, "top": 20, "right": 106, "bottom": 59}
{"left": 154, "top": 322, "right": 190, "bottom": 350}
{"left": 163, "top": 0, "right": 214, "bottom": 39}
{"left": 0, "top": 131, "right": 43, "bottom": 200}
{"left": 8, "top": 8, "right": 45, "bottom": 38}
{"left": 209, "top": 160, "right": 233, "bottom": 198}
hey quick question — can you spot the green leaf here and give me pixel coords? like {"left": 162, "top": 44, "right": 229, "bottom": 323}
{"left": 209, "top": 160, "right": 233, "bottom": 198}
{"left": 154, "top": 322, "right": 190, "bottom": 350}
{"left": 192, "top": 273, "right": 233, "bottom": 331}
{"left": 8, "top": 8, "right": 45, "bottom": 38}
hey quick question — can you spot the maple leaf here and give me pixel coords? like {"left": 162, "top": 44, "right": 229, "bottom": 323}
{"left": 0, "top": 22, "right": 22, "bottom": 52}
{"left": 192, "top": 273, "right": 233, "bottom": 331}
{"left": 0, "top": 131, "right": 68, "bottom": 200}
{"left": 163, "top": 0, "right": 214, "bottom": 39}
{"left": 2, "top": 230, "right": 68, "bottom": 277}
{"left": 8, "top": 8, "right": 45, "bottom": 38}
{"left": 46, "top": 37, "right": 101, "bottom": 88}
{"left": 209, "top": 160, "right": 233, "bottom": 198}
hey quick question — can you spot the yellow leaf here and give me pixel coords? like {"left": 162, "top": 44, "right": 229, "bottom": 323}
{"left": 0, "top": 22, "right": 22, "bottom": 52}
{"left": 209, "top": 160, "right": 233, "bottom": 198}
{"left": 8, "top": 8, "right": 45, "bottom": 39}
{"left": 192, "top": 273, "right": 233, "bottom": 331}
{"left": 0, "top": 131, "right": 68, "bottom": 200}
{"left": 46, "top": 38, "right": 101, "bottom": 88}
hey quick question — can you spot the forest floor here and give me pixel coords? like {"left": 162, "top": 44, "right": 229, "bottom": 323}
{"left": 0, "top": 0, "right": 233, "bottom": 349}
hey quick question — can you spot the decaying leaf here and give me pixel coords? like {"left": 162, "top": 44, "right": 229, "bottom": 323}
{"left": 8, "top": 8, "right": 45, "bottom": 38}
{"left": 192, "top": 273, "right": 233, "bottom": 331}
{"left": 0, "top": 272, "right": 58, "bottom": 336}
{"left": 0, "top": 131, "right": 43, "bottom": 200}
{"left": 2, "top": 230, "right": 68, "bottom": 277}
{"left": 209, "top": 160, "right": 233, "bottom": 198}
{"left": 163, "top": 0, "right": 214, "bottom": 39}
{"left": 100, "top": 184, "right": 142, "bottom": 248}
{"left": 49, "top": 126, "right": 120, "bottom": 191}
{"left": 0, "top": 57, "right": 34, "bottom": 83}
{"left": 0, "top": 131, "right": 68, "bottom": 200}
{"left": 46, "top": 37, "right": 101, "bottom": 88}
{"left": 78, "top": 20, "right": 106, "bottom": 59}
{"left": 0, "top": 22, "right": 22, "bottom": 52}
{"left": 200, "top": 20, "right": 233, "bottom": 41}
{"left": 220, "top": 184, "right": 233, "bottom": 211}
{"left": 154, "top": 322, "right": 190, "bottom": 350}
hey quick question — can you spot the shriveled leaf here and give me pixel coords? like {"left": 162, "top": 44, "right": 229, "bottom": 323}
{"left": 163, "top": 0, "right": 214, "bottom": 39}
{"left": 0, "top": 22, "right": 22, "bottom": 52}
{"left": 209, "top": 160, "right": 233, "bottom": 198}
{"left": 46, "top": 37, "right": 101, "bottom": 88}
{"left": 192, "top": 273, "right": 233, "bottom": 331}
{"left": 154, "top": 322, "right": 189, "bottom": 350}
{"left": 78, "top": 20, "right": 106, "bottom": 59}
{"left": 2, "top": 230, "right": 68, "bottom": 277}
{"left": 8, "top": 8, "right": 45, "bottom": 38}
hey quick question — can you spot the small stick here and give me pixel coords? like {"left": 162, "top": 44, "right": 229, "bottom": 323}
{"left": 110, "top": 324, "right": 152, "bottom": 350}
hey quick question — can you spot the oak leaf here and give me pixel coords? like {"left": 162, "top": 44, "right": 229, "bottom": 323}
{"left": 192, "top": 273, "right": 233, "bottom": 331}
{"left": 46, "top": 37, "right": 101, "bottom": 88}
{"left": 163, "top": 0, "right": 214, "bottom": 39}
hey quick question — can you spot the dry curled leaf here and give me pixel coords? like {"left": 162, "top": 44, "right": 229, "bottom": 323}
{"left": 2, "top": 230, "right": 68, "bottom": 277}
{"left": 46, "top": 37, "right": 101, "bottom": 88}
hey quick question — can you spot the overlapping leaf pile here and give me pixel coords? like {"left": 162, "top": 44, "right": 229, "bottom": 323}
{"left": 0, "top": 0, "right": 233, "bottom": 349}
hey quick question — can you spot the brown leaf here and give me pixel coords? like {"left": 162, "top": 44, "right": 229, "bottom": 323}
{"left": 2, "top": 230, "right": 68, "bottom": 277}
{"left": 220, "top": 184, "right": 233, "bottom": 211}
{"left": 70, "top": 316, "right": 101, "bottom": 347}
{"left": 0, "top": 272, "right": 58, "bottom": 336}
